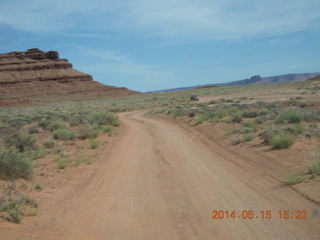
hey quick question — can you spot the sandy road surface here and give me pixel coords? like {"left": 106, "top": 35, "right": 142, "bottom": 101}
{"left": 2, "top": 111, "right": 320, "bottom": 240}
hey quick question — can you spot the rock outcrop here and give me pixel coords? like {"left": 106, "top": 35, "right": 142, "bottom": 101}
{"left": 0, "top": 49, "right": 139, "bottom": 106}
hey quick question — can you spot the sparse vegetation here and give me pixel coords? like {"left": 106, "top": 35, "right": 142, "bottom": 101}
{"left": 56, "top": 158, "right": 67, "bottom": 169}
{"left": 0, "top": 148, "right": 33, "bottom": 180}
{"left": 269, "top": 133, "right": 296, "bottom": 149}
{"left": 53, "top": 128, "right": 77, "bottom": 140}
{"left": 78, "top": 125, "right": 100, "bottom": 140}
{"left": 0, "top": 184, "right": 38, "bottom": 223}
{"left": 74, "top": 155, "right": 91, "bottom": 166}
{"left": 4, "top": 133, "right": 37, "bottom": 152}
{"left": 285, "top": 172, "right": 304, "bottom": 185}
{"left": 102, "top": 126, "right": 114, "bottom": 135}
{"left": 35, "top": 184, "right": 43, "bottom": 191}
{"left": 308, "top": 157, "right": 320, "bottom": 178}
{"left": 43, "top": 139, "right": 55, "bottom": 148}
{"left": 196, "top": 113, "right": 211, "bottom": 123}
{"left": 89, "top": 139, "right": 99, "bottom": 149}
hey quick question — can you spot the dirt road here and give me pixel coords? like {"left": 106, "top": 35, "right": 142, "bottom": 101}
{"left": 2, "top": 111, "right": 320, "bottom": 239}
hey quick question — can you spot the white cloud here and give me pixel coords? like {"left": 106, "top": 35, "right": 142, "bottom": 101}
{"left": 0, "top": 0, "right": 319, "bottom": 41}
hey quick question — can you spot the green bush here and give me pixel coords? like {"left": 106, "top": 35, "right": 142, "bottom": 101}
{"left": 89, "top": 139, "right": 99, "bottom": 149}
{"left": 78, "top": 125, "right": 100, "bottom": 140}
{"left": 196, "top": 113, "right": 211, "bottom": 123}
{"left": 43, "top": 139, "right": 55, "bottom": 148}
{"left": 224, "top": 126, "right": 240, "bottom": 136}
{"left": 89, "top": 112, "right": 118, "bottom": 126}
{"left": 56, "top": 159, "right": 67, "bottom": 169}
{"left": 69, "top": 114, "right": 84, "bottom": 126}
{"left": 243, "top": 111, "right": 258, "bottom": 118}
{"left": 0, "top": 148, "right": 33, "bottom": 180}
{"left": 278, "top": 107, "right": 303, "bottom": 123}
{"left": 285, "top": 172, "right": 304, "bottom": 185}
{"left": 0, "top": 194, "right": 38, "bottom": 223}
{"left": 269, "top": 133, "right": 296, "bottom": 149}
{"left": 53, "top": 129, "right": 77, "bottom": 140}
{"left": 47, "top": 120, "right": 68, "bottom": 132}
{"left": 308, "top": 158, "right": 320, "bottom": 178}
{"left": 5, "top": 133, "right": 37, "bottom": 152}
{"left": 102, "top": 126, "right": 113, "bottom": 134}
{"left": 241, "top": 134, "right": 254, "bottom": 142}
{"left": 28, "top": 125, "right": 40, "bottom": 134}
{"left": 243, "top": 122, "right": 257, "bottom": 132}
{"left": 111, "top": 119, "right": 121, "bottom": 127}
{"left": 74, "top": 155, "right": 90, "bottom": 166}
{"left": 232, "top": 115, "right": 242, "bottom": 123}
{"left": 231, "top": 138, "right": 241, "bottom": 145}
{"left": 259, "top": 125, "right": 282, "bottom": 144}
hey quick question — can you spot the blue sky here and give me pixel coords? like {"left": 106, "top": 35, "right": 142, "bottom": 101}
{"left": 0, "top": 0, "right": 319, "bottom": 92}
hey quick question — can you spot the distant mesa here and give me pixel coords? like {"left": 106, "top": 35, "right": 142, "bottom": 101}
{"left": 148, "top": 72, "right": 320, "bottom": 93}
{"left": 308, "top": 74, "right": 320, "bottom": 82}
{"left": 0, "top": 48, "right": 140, "bottom": 106}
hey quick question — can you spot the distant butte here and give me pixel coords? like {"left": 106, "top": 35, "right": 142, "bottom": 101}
{"left": 0, "top": 48, "right": 140, "bottom": 106}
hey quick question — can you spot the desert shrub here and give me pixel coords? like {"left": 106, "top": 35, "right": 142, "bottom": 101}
{"left": 278, "top": 107, "right": 320, "bottom": 123}
{"left": 28, "top": 125, "right": 40, "bottom": 134}
{"left": 244, "top": 122, "right": 257, "bottom": 130}
{"left": 285, "top": 172, "right": 304, "bottom": 185}
{"left": 240, "top": 127, "right": 255, "bottom": 134}
{"left": 241, "top": 134, "right": 254, "bottom": 142}
{"left": 69, "top": 114, "right": 85, "bottom": 126}
{"left": 89, "top": 112, "right": 118, "bottom": 126}
{"left": 5, "top": 133, "right": 37, "bottom": 152}
{"left": 224, "top": 126, "right": 240, "bottom": 136}
{"left": 282, "top": 123, "right": 306, "bottom": 135}
{"left": 102, "top": 126, "right": 114, "bottom": 136}
{"left": 38, "top": 120, "right": 51, "bottom": 130}
{"left": 243, "top": 111, "right": 258, "bottom": 118}
{"left": 111, "top": 119, "right": 121, "bottom": 127}
{"left": 30, "top": 148, "right": 46, "bottom": 160}
{"left": 52, "top": 129, "right": 77, "bottom": 140}
{"left": 196, "top": 113, "right": 211, "bottom": 123}
{"left": 308, "top": 157, "right": 320, "bottom": 178}
{"left": 78, "top": 125, "right": 100, "bottom": 140}
{"left": 231, "top": 138, "right": 241, "bottom": 145}
{"left": 0, "top": 148, "right": 33, "bottom": 180}
{"left": 47, "top": 120, "right": 68, "bottom": 132}
{"left": 241, "top": 122, "right": 258, "bottom": 133}
{"left": 56, "top": 159, "right": 67, "bottom": 169}
{"left": 5, "top": 116, "right": 32, "bottom": 128}
{"left": 259, "top": 125, "right": 282, "bottom": 144}
{"left": 74, "top": 155, "right": 90, "bottom": 166}
{"left": 278, "top": 107, "right": 303, "bottom": 123}
{"left": 35, "top": 184, "right": 43, "bottom": 191}
{"left": 172, "top": 108, "right": 185, "bottom": 118}
{"left": 301, "top": 110, "right": 320, "bottom": 122}
{"left": 89, "top": 139, "right": 99, "bottom": 149}
{"left": 232, "top": 115, "right": 242, "bottom": 123}
{"left": 255, "top": 116, "right": 266, "bottom": 124}
{"left": 43, "top": 139, "right": 55, "bottom": 148}
{"left": 0, "top": 194, "right": 38, "bottom": 223}
{"left": 269, "top": 133, "right": 296, "bottom": 149}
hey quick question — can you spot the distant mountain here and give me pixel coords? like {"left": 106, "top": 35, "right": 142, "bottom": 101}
{"left": 147, "top": 72, "right": 320, "bottom": 93}
{"left": 218, "top": 73, "right": 320, "bottom": 87}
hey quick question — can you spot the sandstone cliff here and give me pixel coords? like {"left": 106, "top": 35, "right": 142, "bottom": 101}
{"left": 0, "top": 49, "right": 139, "bottom": 106}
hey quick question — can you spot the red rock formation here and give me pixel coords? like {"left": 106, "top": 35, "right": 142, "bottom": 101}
{"left": 0, "top": 49, "right": 140, "bottom": 106}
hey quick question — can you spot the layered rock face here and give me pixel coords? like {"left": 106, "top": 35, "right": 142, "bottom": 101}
{"left": 0, "top": 49, "right": 139, "bottom": 106}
